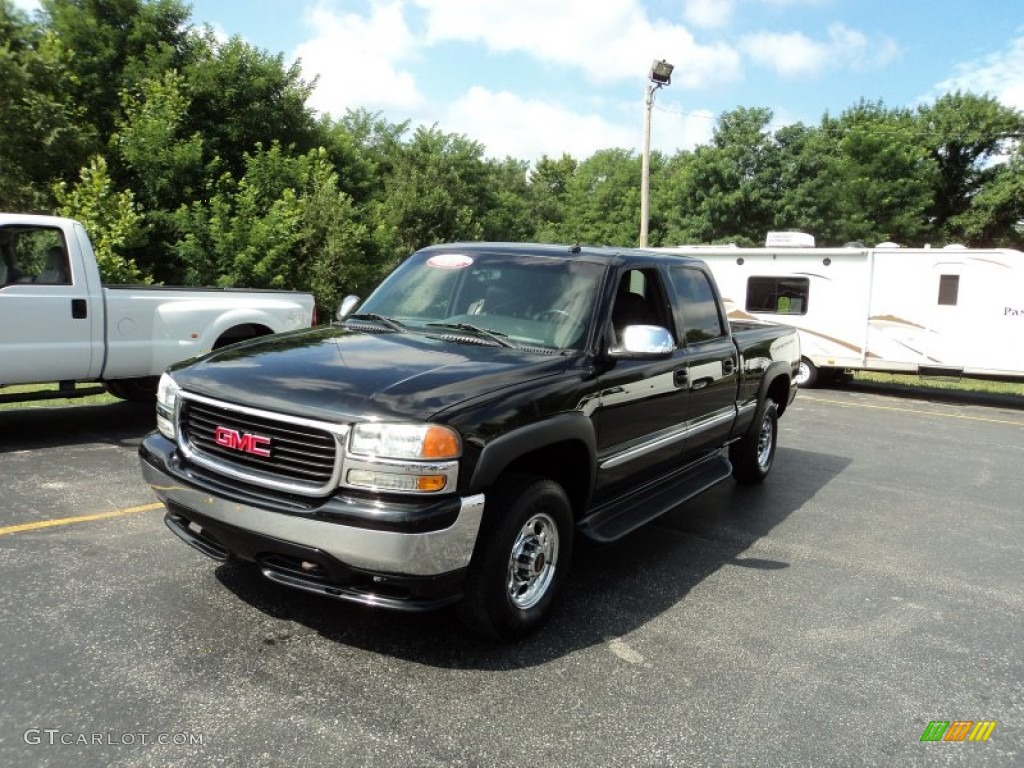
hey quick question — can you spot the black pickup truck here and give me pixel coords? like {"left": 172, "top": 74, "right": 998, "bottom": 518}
{"left": 139, "top": 243, "right": 800, "bottom": 639}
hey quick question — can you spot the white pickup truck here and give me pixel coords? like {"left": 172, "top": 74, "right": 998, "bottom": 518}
{"left": 0, "top": 213, "right": 317, "bottom": 404}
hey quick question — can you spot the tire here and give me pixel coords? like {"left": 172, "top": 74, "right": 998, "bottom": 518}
{"left": 458, "top": 474, "right": 574, "bottom": 641}
{"left": 104, "top": 376, "right": 159, "bottom": 403}
{"left": 795, "top": 357, "right": 819, "bottom": 388}
{"left": 730, "top": 398, "right": 778, "bottom": 485}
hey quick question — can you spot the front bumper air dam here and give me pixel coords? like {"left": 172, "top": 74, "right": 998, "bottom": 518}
{"left": 138, "top": 433, "right": 485, "bottom": 611}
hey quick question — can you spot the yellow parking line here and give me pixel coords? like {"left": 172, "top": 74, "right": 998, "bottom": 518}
{"left": 802, "top": 395, "right": 1024, "bottom": 427}
{"left": 0, "top": 502, "right": 163, "bottom": 537}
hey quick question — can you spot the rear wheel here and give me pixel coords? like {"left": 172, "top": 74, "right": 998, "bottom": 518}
{"left": 730, "top": 399, "right": 778, "bottom": 484}
{"left": 458, "top": 474, "right": 573, "bottom": 641}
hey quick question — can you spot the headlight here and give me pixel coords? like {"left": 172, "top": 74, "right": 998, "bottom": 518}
{"left": 345, "top": 423, "right": 460, "bottom": 493}
{"left": 349, "top": 423, "right": 460, "bottom": 460}
{"left": 155, "top": 373, "right": 181, "bottom": 440}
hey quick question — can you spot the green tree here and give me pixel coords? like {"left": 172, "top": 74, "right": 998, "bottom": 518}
{"left": 480, "top": 157, "right": 533, "bottom": 242}
{"left": 173, "top": 143, "right": 304, "bottom": 289}
{"left": 0, "top": 1, "right": 95, "bottom": 210}
{"left": 917, "top": 92, "right": 1024, "bottom": 244}
{"left": 53, "top": 155, "right": 148, "bottom": 283}
{"left": 112, "top": 69, "right": 204, "bottom": 210}
{"left": 948, "top": 150, "right": 1024, "bottom": 247}
{"left": 299, "top": 148, "right": 380, "bottom": 315}
{"left": 183, "top": 31, "right": 320, "bottom": 180}
{"left": 41, "top": 0, "right": 193, "bottom": 145}
{"left": 662, "top": 107, "right": 779, "bottom": 246}
{"left": 528, "top": 153, "right": 577, "bottom": 242}
{"left": 550, "top": 148, "right": 641, "bottom": 246}
{"left": 377, "top": 125, "right": 492, "bottom": 255}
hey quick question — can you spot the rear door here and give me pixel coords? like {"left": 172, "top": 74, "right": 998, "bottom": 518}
{"left": 0, "top": 224, "right": 100, "bottom": 384}
{"left": 665, "top": 265, "right": 739, "bottom": 456}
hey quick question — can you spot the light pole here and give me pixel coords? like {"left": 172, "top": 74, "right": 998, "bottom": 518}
{"left": 640, "top": 59, "right": 673, "bottom": 248}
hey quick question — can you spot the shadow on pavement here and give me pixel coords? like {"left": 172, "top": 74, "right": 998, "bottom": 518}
{"left": 0, "top": 400, "right": 154, "bottom": 452}
{"left": 214, "top": 445, "right": 851, "bottom": 668}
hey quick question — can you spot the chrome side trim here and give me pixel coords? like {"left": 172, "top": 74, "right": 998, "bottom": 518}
{"left": 599, "top": 405, "right": 737, "bottom": 470}
{"left": 687, "top": 406, "right": 739, "bottom": 438}
{"left": 737, "top": 400, "right": 758, "bottom": 417}
{"left": 600, "top": 423, "right": 688, "bottom": 470}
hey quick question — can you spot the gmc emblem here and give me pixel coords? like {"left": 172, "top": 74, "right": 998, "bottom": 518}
{"left": 213, "top": 426, "right": 272, "bottom": 457}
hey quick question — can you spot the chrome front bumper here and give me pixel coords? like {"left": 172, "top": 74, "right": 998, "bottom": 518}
{"left": 139, "top": 435, "right": 485, "bottom": 578}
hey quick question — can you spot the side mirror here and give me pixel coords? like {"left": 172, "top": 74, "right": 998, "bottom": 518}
{"left": 336, "top": 294, "right": 360, "bottom": 322}
{"left": 607, "top": 325, "right": 674, "bottom": 359}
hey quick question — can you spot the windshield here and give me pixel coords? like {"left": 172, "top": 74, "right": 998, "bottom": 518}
{"left": 357, "top": 250, "right": 604, "bottom": 350}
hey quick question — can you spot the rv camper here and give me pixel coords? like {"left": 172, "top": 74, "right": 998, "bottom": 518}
{"left": 657, "top": 235, "right": 1024, "bottom": 387}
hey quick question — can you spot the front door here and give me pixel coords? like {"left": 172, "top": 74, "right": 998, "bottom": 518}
{"left": 0, "top": 224, "right": 98, "bottom": 385}
{"left": 593, "top": 267, "right": 691, "bottom": 503}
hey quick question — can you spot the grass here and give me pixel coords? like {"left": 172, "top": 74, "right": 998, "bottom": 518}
{"left": 849, "top": 371, "right": 1024, "bottom": 399}
{"left": 0, "top": 383, "right": 120, "bottom": 410}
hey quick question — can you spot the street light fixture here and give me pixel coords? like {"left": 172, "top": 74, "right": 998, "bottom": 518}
{"left": 640, "top": 59, "right": 673, "bottom": 248}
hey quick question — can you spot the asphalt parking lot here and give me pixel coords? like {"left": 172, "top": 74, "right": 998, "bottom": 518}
{"left": 0, "top": 387, "right": 1021, "bottom": 767}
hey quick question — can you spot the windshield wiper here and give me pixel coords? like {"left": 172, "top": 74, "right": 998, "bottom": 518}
{"left": 345, "top": 313, "right": 406, "bottom": 332}
{"left": 425, "top": 322, "right": 517, "bottom": 348}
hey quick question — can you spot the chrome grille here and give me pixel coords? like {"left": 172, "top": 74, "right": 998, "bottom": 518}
{"left": 178, "top": 394, "right": 345, "bottom": 494}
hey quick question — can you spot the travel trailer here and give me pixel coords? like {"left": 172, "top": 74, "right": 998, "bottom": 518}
{"left": 657, "top": 235, "right": 1024, "bottom": 386}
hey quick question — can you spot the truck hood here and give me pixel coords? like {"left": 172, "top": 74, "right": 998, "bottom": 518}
{"left": 171, "top": 326, "right": 569, "bottom": 422}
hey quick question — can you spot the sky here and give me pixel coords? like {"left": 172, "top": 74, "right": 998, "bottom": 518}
{"left": 14, "top": 0, "right": 1024, "bottom": 162}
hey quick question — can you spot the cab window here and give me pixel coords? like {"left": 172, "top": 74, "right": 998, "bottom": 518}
{"left": 0, "top": 227, "right": 71, "bottom": 285}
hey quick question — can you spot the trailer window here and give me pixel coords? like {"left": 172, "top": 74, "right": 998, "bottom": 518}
{"left": 938, "top": 275, "right": 959, "bottom": 306}
{"left": 745, "top": 276, "right": 809, "bottom": 315}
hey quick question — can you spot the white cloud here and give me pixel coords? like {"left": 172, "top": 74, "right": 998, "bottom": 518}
{"left": 412, "top": 0, "right": 742, "bottom": 89}
{"left": 293, "top": 1, "right": 425, "bottom": 116}
{"left": 741, "top": 23, "right": 899, "bottom": 77}
{"left": 932, "top": 33, "right": 1024, "bottom": 110}
{"left": 289, "top": 0, "right": 744, "bottom": 158}
{"left": 440, "top": 88, "right": 713, "bottom": 162}
{"left": 683, "top": 0, "right": 735, "bottom": 30}
{"left": 443, "top": 87, "right": 636, "bottom": 161}
{"left": 11, "top": 0, "right": 41, "bottom": 13}
{"left": 741, "top": 30, "right": 825, "bottom": 76}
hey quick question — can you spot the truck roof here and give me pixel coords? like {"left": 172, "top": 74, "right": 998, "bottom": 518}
{"left": 417, "top": 242, "right": 709, "bottom": 269}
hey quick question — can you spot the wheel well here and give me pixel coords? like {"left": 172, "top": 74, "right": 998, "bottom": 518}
{"left": 213, "top": 323, "right": 274, "bottom": 350}
{"left": 767, "top": 374, "right": 791, "bottom": 417}
{"left": 502, "top": 440, "right": 591, "bottom": 520}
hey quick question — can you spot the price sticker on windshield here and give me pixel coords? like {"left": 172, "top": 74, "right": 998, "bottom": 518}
{"left": 426, "top": 254, "right": 474, "bottom": 269}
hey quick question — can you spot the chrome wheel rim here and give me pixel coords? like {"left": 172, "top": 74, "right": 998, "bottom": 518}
{"left": 757, "top": 411, "right": 775, "bottom": 469}
{"left": 507, "top": 512, "right": 559, "bottom": 609}
{"left": 795, "top": 360, "right": 812, "bottom": 386}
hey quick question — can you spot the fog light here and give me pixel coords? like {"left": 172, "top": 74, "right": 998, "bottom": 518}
{"left": 346, "top": 469, "right": 446, "bottom": 492}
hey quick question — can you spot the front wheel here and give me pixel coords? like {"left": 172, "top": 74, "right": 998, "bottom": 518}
{"left": 730, "top": 399, "right": 778, "bottom": 484}
{"left": 458, "top": 474, "right": 574, "bottom": 641}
